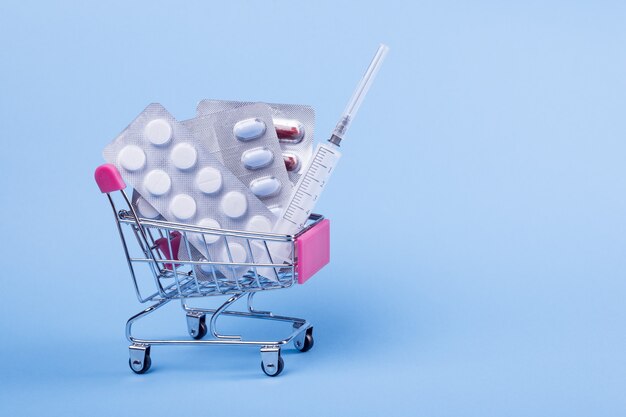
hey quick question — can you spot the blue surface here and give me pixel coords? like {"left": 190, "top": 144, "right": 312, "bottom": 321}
{"left": 1, "top": 1, "right": 626, "bottom": 415}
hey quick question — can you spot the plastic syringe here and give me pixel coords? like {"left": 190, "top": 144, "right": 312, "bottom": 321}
{"left": 272, "top": 44, "right": 389, "bottom": 239}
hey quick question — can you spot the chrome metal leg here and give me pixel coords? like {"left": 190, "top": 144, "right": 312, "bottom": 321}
{"left": 210, "top": 293, "right": 245, "bottom": 340}
{"left": 123, "top": 294, "right": 312, "bottom": 377}
{"left": 247, "top": 292, "right": 272, "bottom": 315}
{"left": 126, "top": 298, "right": 172, "bottom": 344}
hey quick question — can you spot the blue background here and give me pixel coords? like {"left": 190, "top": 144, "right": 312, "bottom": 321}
{"left": 1, "top": 0, "right": 625, "bottom": 415}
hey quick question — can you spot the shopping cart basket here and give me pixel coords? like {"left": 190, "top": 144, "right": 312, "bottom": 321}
{"left": 95, "top": 164, "right": 330, "bottom": 376}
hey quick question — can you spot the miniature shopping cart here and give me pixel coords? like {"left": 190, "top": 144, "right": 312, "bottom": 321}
{"left": 95, "top": 164, "right": 330, "bottom": 376}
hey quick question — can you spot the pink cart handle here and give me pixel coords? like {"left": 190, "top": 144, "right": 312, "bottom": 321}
{"left": 95, "top": 164, "right": 126, "bottom": 193}
{"left": 295, "top": 219, "right": 330, "bottom": 284}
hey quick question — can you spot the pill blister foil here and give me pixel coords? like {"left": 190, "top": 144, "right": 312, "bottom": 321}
{"left": 103, "top": 103, "right": 278, "bottom": 281}
{"left": 184, "top": 103, "right": 293, "bottom": 212}
{"left": 196, "top": 99, "right": 315, "bottom": 185}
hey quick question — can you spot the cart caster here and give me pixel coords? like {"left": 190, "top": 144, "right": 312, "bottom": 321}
{"left": 294, "top": 326, "right": 314, "bottom": 352}
{"left": 186, "top": 313, "right": 207, "bottom": 340}
{"left": 260, "top": 346, "right": 284, "bottom": 377}
{"left": 129, "top": 345, "right": 151, "bottom": 374}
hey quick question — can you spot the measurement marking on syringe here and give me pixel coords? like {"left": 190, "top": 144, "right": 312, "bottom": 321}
{"left": 281, "top": 147, "right": 341, "bottom": 226}
{"left": 284, "top": 203, "right": 305, "bottom": 223}
{"left": 283, "top": 217, "right": 297, "bottom": 225}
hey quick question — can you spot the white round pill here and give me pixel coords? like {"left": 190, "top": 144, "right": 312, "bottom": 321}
{"left": 144, "top": 169, "right": 171, "bottom": 196}
{"left": 270, "top": 206, "right": 283, "bottom": 217}
{"left": 136, "top": 197, "right": 160, "bottom": 219}
{"left": 197, "top": 217, "right": 221, "bottom": 244}
{"left": 196, "top": 167, "right": 223, "bottom": 195}
{"left": 118, "top": 145, "right": 146, "bottom": 171}
{"left": 144, "top": 119, "right": 172, "bottom": 145}
{"left": 223, "top": 242, "right": 248, "bottom": 264}
{"left": 246, "top": 215, "right": 272, "bottom": 233}
{"left": 170, "top": 194, "right": 197, "bottom": 220}
{"left": 221, "top": 191, "right": 247, "bottom": 219}
{"left": 199, "top": 258, "right": 214, "bottom": 274}
{"left": 171, "top": 143, "right": 197, "bottom": 170}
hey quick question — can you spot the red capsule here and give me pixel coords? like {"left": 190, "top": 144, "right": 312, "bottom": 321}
{"left": 274, "top": 118, "right": 304, "bottom": 143}
{"left": 282, "top": 153, "right": 300, "bottom": 172}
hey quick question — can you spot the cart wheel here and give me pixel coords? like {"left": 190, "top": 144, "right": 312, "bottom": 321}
{"left": 295, "top": 329, "right": 315, "bottom": 352}
{"left": 187, "top": 314, "right": 207, "bottom": 340}
{"left": 295, "top": 328, "right": 314, "bottom": 352}
{"left": 129, "top": 353, "right": 151, "bottom": 374}
{"left": 261, "top": 356, "right": 284, "bottom": 377}
{"left": 194, "top": 321, "right": 208, "bottom": 340}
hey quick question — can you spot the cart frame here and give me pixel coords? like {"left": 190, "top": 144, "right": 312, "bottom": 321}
{"left": 96, "top": 164, "right": 329, "bottom": 376}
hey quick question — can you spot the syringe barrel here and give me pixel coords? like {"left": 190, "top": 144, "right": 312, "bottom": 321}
{"left": 332, "top": 43, "right": 389, "bottom": 141}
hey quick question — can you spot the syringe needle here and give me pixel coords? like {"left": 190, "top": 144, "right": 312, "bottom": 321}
{"left": 329, "top": 43, "right": 389, "bottom": 146}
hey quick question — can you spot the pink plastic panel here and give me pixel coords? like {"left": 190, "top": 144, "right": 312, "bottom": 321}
{"left": 95, "top": 164, "right": 126, "bottom": 193}
{"left": 295, "top": 219, "right": 330, "bottom": 284}
{"left": 154, "top": 231, "right": 182, "bottom": 269}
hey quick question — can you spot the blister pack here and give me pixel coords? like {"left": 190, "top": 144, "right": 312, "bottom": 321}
{"left": 185, "top": 103, "right": 293, "bottom": 215}
{"left": 103, "top": 103, "right": 278, "bottom": 281}
{"left": 196, "top": 99, "right": 315, "bottom": 185}
{"left": 132, "top": 189, "right": 163, "bottom": 220}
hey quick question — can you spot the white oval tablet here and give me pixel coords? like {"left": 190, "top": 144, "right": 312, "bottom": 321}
{"left": 233, "top": 118, "right": 266, "bottom": 141}
{"left": 246, "top": 215, "right": 272, "bottom": 233}
{"left": 221, "top": 191, "right": 247, "bottom": 219}
{"left": 270, "top": 206, "right": 283, "bottom": 217}
{"left": 197, "top": 217, "right": 221, "bottom": 244}
{"left": 118, "top": 145, "right": 146, "bottom": 171}
{"left": 223, "top": 242, "right": 248, "bottom": 264}
{"left": 136, "top": 197, "right": 160, "bottom": 219}
{"left": 196, "top": 167, "right": 223, "bottom": 194}
{"left": 249, "top": 176, "right": 282, "bottom": 198}
{"left": 241, "top": 147, "right": 274, "bottom": 170}
{"left": 144, "top": 119, "right": 172, "bottom": 145}
{"left": 170, "top": 194, "right": 197, "bottom": 220}
{"left": 144, "top": 169, "right": 171, "bottom": 196}
{"left": 171, "top": 143, "right": 197, "bottom": 170}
